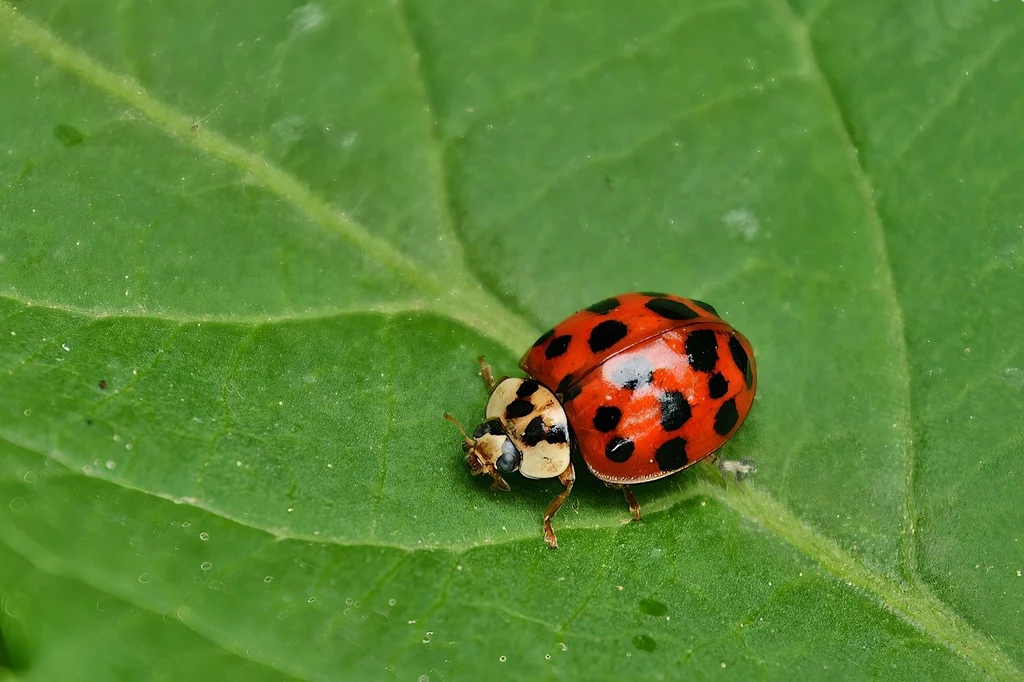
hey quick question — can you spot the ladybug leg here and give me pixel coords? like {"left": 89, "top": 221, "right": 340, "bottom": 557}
{"left": 622, "top": 485, "right": 642, "bottom": 522}
{"left": 477, "top": 355, "right": 507, "bottom": 392}
{"left": 542, "top": 462, "right": 576, "bottom": 549}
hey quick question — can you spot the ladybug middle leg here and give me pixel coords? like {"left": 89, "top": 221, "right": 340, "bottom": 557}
{"left": 621, "top": 485, "right": 642, "bottom": 521}
{"left": 606, "top": 483, "right": 642, "bottom": 521}
{"left": 542, "top": 462, "right": 575, "bottom": 549}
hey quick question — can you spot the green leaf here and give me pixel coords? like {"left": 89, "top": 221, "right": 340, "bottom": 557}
{"left": 1, "top": 0, "right": 1022, "bottom": 679}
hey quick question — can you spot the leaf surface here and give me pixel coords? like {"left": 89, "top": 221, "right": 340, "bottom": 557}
{"left": 1, "top": 0, "right": 1022, "bottom": 679}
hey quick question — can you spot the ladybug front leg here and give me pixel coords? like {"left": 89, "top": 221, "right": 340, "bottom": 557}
{"left": 477, "top": 355, "right": 507, "bottom": 392}
{"left": 542, "top": 462, "right": 575, "bottom": 549}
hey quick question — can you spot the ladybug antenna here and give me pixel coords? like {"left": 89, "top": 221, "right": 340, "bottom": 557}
{"left": 443, "top": 412, "right": 474, "bottom": 443}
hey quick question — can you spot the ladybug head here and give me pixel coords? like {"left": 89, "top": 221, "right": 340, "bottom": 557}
{"left": 443, "top": 413, "right": 522, "bottom": 491}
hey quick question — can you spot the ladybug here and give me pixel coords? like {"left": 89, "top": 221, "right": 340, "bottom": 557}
{"left": 446, "top": 292, "right": 756, "bottom": 548}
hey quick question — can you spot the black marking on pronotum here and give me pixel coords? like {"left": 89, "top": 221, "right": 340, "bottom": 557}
{"left": 729, "top": 335, "right": 753, "bottom": 387}
{"left": 605, "top": 436, "right": 635, "bottom": 463}
{"left": 691, "top": 300, "right": 719, "bottom": 316}
{"left": 546, "top": 424, "right": 568, "bottom": 444}
{"left": 505, "top": 399, "right": 534, "bottom": 420}
{"left": 714, "top": 398, "right": 739, "bottom": 436}
{"left": 545, "top": 334, "right": 572, "bottom": 359}
{"left": 516, "top": 380, "right": 540, "bottom": 398}
{"left": 659, "top": 391, "right": 691, "bottom": 431}
{"left": 708, "top": 372, "right": 729, "bottom": 399}
{"left": 592, "top": 406, "right": 622, "bottom": 432}
{"left": 473, "top": 417, "right": 505, "bottom": 439}
{"left": 586, "top": 297, "right": 621, "bottom": 314}
{"left": 522, "top": 416, "right": 546, "bottom": 446}
{"left": 589, "top": 319, "right": 628, "bottom": 352}
{"left": 654, "top": 437, "right": 688, "bottom": 471}
{"left": 609, "top": 356, "right": 654, "bottom": 391}
{"left": 645, "top": 297, "right": 700, "bottom": 320}
{"left": 685, "top": 329, "right": 719, "bottom": 372}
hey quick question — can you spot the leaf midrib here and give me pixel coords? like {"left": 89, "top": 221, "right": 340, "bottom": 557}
{"left": 0, "top": 2, "right": 1018, "bottom": 678}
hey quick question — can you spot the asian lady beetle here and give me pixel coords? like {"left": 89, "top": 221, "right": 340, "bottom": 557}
{"left": 446, "top": 292, "right": 757, "bottom": 548}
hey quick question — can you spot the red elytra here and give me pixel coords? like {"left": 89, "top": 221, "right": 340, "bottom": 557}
{"left": 520, "top": 292, "right": 757, "bottom": 484}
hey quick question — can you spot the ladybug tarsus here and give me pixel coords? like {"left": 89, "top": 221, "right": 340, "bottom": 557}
{"left": 543, "top": 462, "right": 576, "bottom": 549}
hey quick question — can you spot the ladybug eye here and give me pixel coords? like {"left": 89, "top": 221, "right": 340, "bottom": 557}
{"left": 495, "top": 438, "right": 520, "bottom": 474}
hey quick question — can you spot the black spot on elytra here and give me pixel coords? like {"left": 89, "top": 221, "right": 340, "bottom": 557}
{"left": 639, "top": 291, "right": 667, "bottom": 297}
{"left": 609, "top": 356, "right": 654, "bottom": 391}
{"left": 592, "top": 406, "right": 622, "bottom": 432}
{"left": 708, "top": 372, "right": 729, "bottom": 399}
{"left": 545, "top": 334, "right": 572, "bottom": 359}
{"left": 659, "top": 391, "right": 691, "bottom": 431}
{"left": 654, "top": 437, "right": 688, "bottom": 471}
{"left": 505, "top": 399, "right": 534, "bottom": 419}
{"left": 685, "top": 329, "right": 719, "bottom": 372}
{"left": 645, "top": 297, "right": 700, "bottom": 320}
{"left": 691, "top": 299, "right": 719, "bottom": 316}
{"left": 472, "top": 417, "right": 505, "bottom": 439}
{"left": 605, "top": 436, "right": 635, "bottom": 463}
{"left": 714, "top": 399, "right": 739, "bottom": 436}
{"left": 533, "top": 328, "right": 555, "bottom": 347}
{"left": 586, "top": 297, "right": 620, "bottom": 314}
{"left": 563, "top": 384, "right": 582, "bottom": 402}
{"left": 588, "top": 319, "right": 628, "bottom": 352}
{"left": 522, "top": 416, "right": 547, "bottom": 446}
{"left": 729, "top": 335, "right": 753, "bottom": 387}
{"left": 632, "top": 634, "right": 657, "bottom": 653}
{"left": 53, "top": 124, "right": 85, "bottom": 147}
{"left": 516, "top": 380, "right": 539, "bottom": 398}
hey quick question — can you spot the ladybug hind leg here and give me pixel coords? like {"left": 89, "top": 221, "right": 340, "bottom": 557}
{"left": 542, "top": 462, "right": 575, "bottom": 549}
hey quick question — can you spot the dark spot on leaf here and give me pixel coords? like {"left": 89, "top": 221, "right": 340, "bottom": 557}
{"left": 53, "top": 124, "right": 85, "bottom": 147}
{"left": 638, "top": 598, "right": 669, "bottom": 617}
{"left": 98, "top": 380, "right": 108, "bottom": 389}
{"left": 632, "top": 634, "right": 657, "bottom": 652}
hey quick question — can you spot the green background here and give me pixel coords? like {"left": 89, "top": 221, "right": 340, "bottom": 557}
{"left": 2, "top": 0, "right": 1023, "bottom": 679}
